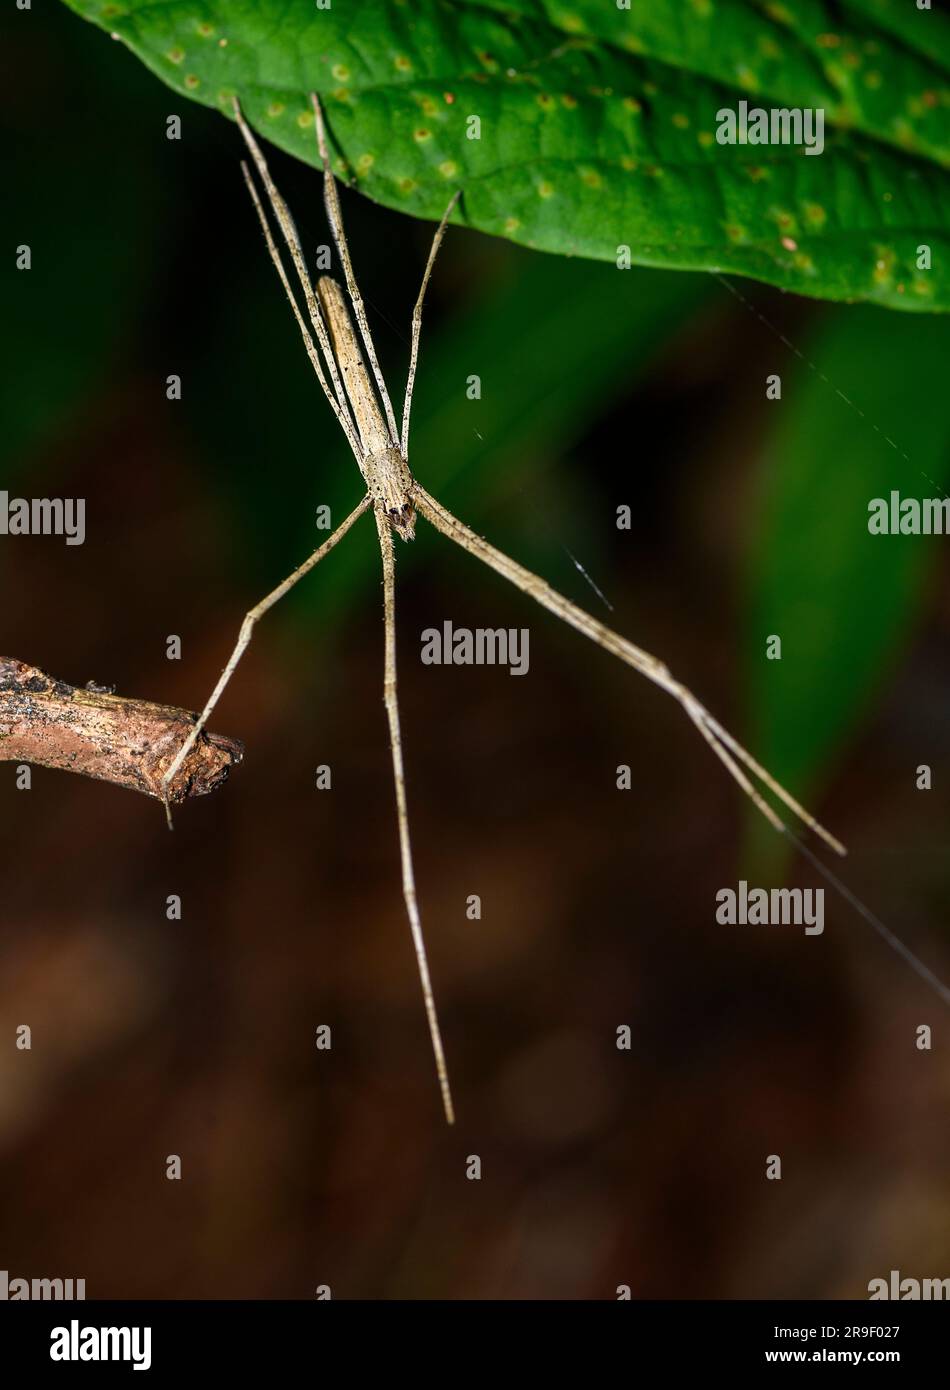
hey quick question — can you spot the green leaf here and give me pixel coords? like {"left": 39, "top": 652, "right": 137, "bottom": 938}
{"left": 61, "top": 0, "right": 950, "bottom": 310}
{"left": 746, "top": 307, "right": 950, "bottom": 812}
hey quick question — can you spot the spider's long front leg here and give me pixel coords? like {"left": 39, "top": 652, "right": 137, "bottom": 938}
{"left": 414, "top": 485, "right": 845, "bottom": 858}
{"left": 233, "top": 100, "right": 361, "bottom": 457}
{"left": 162, "top": 496, "right": 371, "bottom": 826}
{"left": 374, "top": 505, "right": 455, "bottom": 1124}
{"left": 401, "top": 190, "right": 461, "bottom": 457}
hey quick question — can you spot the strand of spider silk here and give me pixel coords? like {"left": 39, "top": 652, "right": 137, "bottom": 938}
{"left": 563, "top": 545, "right": 614, "bottom": 613}
{"left": 783, "top": 825, "right": 950, "bottom": 1008}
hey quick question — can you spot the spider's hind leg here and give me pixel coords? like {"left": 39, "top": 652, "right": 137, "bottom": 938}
{"left": 373, "top": 503, "right": 454, "bottom": 1122}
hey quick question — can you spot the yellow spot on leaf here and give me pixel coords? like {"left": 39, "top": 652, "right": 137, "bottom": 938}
{"left": 538, "top": 180, "right": 554, "bottom": 198}
{"left": 394, "top": 54, "right": 413, "bottom": 73}
{"left": 167, "top": 47, "right": 184, "bottom": 64}
{"left": 872, "top": 248, "right": 896, "bottom": 283}
{"left": 672, "top": 112, "right": 689, "bottom": 129}
{"left": 332, "top": 64, "right": 350, "bottom": 82}
{"left": 697, "top": 130, "right": 714, "bottom": 148}
{"left": 267, "top": 102, "right": 285, "bottom": 118}
{"left": 439, "top": 160, "right": 458, "bottom": 179}
{"left": 892, "top": 118, "right": 917, "bottom": 148}
{"left": 357, "top": 154, "right": 375, "bottom": 173}
{"left": 184, "top": 74, "right": 200, "bottom": 90}
{"left": 771, "top": 207, "right": 798, "bottom": 232}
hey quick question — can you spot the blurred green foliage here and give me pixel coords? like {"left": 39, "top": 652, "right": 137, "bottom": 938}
{"left": 747, "top": 307, "right": 950, "bottom": 798}
{"left": 2, "top": 14, "right": 164, "bottom": 474}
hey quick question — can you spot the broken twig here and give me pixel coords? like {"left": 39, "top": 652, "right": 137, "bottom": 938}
{"left": 0, "top": 657, "right": 242, "bottom": 803}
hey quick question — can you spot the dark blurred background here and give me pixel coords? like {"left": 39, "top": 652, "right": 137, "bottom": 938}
{"left": 2, "top": 5, "right": 949, "bottom": 1299}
